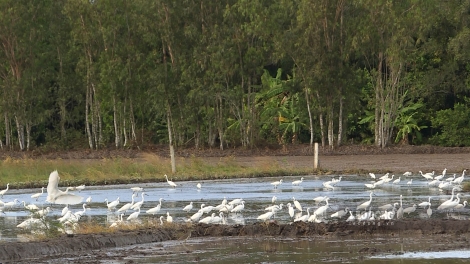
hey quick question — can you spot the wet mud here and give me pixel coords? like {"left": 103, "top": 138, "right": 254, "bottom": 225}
{"left": 2, "top": 219, "right": 470, "bottom": 262}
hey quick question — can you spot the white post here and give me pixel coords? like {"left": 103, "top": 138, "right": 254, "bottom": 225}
{"left": 314, "top": 142, "right": 319, "bottom": 169}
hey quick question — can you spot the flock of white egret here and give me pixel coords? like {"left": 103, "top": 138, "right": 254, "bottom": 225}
{"left": 0, "top": 167, "right": 468, "bottom": 236}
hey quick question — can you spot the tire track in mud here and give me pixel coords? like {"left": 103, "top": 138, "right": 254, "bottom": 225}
{"left": 2, "top": 219, "right": 470, "bottom": 262}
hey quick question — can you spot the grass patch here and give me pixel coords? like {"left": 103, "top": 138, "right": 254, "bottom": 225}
{"left": 0, "top": 154, "right": 324, "bottom": 189}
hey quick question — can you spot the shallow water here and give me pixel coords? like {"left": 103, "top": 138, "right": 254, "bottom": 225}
{"left": 1, "top": 173, "right": 469, "bottom": 261}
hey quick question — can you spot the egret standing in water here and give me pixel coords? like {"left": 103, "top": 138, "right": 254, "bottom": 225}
{"left": 46, "top": 171, "right": 83, "bottom": 205}
{"left": 292, "top": 177, "right": 304, "bottom": 186}
{"left": 271, "top": 179, "right": 283, "bottom": 189}
{"left": 164, "top": 174, "right": 177, "bottom": 188}
{"left": 0, "top": 183, "right": 9, "bottom": 198}
{"left": 31, "top": 187, "right": 45, "bottom": 201}
{"left": 357, "top": 191, "right": 374, "bottom": 211}
{"left": 146, "top": 198, "right": 164, "bottom": 215}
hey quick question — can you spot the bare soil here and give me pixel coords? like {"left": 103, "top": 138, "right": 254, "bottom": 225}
{"left": 2, "top": 144, "right": 470, "bottom": 262}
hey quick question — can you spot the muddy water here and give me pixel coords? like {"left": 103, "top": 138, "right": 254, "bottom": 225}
{"left": 58, "top": 236, "right": 470, "bottom": 263}
{"left": 1, "top": 174, "right": 469, "bottom": 261}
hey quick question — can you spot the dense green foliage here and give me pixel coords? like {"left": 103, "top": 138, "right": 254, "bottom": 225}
{"left": 0, "top": 0, "right": 470, "bottom": 151}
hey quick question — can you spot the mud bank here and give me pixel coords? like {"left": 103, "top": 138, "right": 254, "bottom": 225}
{"left": 1, "top": 219, "right": 470, "bottom": 262}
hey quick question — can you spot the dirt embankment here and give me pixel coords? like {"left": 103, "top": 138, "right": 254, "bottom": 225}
{"left": 3, "top": 219, "right": 470, "bottom": 262}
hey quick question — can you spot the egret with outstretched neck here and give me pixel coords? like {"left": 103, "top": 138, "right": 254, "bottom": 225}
{"left": 164, "top": 174, "right": 177, "bottom": 188}
{"left": 46, "top": 171, "right": 83, "bottom": 205}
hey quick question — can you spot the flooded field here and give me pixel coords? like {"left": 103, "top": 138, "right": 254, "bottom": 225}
{"left": 1, "top": 172, "right": 469, "bottom": 262}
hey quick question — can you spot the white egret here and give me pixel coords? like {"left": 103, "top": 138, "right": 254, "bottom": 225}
{"left": 378, "top": 203, "right": 397, "bottom": 211}
{"left": 403, "top": 171, "right": 412, "bottom": 177}
{"left": 453, "top": 169, "right": 466, "bottom": 185}
{"left": 86, "top": 196, "right": 92, "bottom": 203}
{"left": 104, "top": 197, "right": 120, "bottom": 211}
{"left": 287, "top": 203, "right": 294, "bottom": 218}
{"left": 190, "top": 210, "right": 204, "bottom": 222}
{"left": 396, "top": 195, "right": 404, "bottom": 219}
{"left": 58, "top": 211, "right": 72, "bottom": 223}
{"left": 3, "top": 199, "right": 18, "bottom": 209}
{"left": 379, "top": 173, "right": 390, "bottom": 180}
{"left": 294, "top": 208, "right": 310, "bottom": 222}
{"left": 183, "top": 201, "right": 193, "bottom": 213}
{"left": 439, "top": 193, "right": 461, "bottom": 212}
{"left": 271, "top": 196, "right": 277, "bottom": 204}
{"left": 159, "top": 216, "right": 164, "bottom": 225}
{"left": 117, "top": 193, "right": 138, "bottom": 214}
{"left": 364, "top": 183, "right": 376, "bottom": 189}
{"left": 228, "top": 198, "right": 243, "bottom": 206}
{"left": 271, "top": 179, "right": 283, "bottom": 189}
{"left": 292, "top": 177, "right": 304, "bottom": 186}
{"left": 74, "top": 203, "right": 88, "bottom": 218}
{"left": 445, "top": 174, "right": 456, "bottom": 182}
{"left": 438, "top": 181, "right": 451, "bottom": 189}
{"left": 403, "top": 204, "right": 417, "bottom": 215}
{"left": 454, "top": 200, "right": 468, "bottom": 210}
{"left": 61, "top": 204, "right": 69, "bottom": 216}
{"left": 17, "top": 217, "right": 44, "bottom": 229}
{"left": 257, "top": 210, "right": 274, "bottom": 222}
{"left": 314, "top": 198, "right": 330, "bottom": 217}
{"left": 197, "top": 183, "right": 202, "bottom": 189}
{"left": 164, "top": 174, "right": 177, "bottom": 188}
{"left": 322, "top": 181, "right": 334, "bottom": 189}
{"left": 427, "top": 204, "right": 432, "bottom": 218}
{"left": 211, "top": 212, "right": 224, "bottom": 224}
{"left": 331, "top": 176, "right": 342, "bottom": 186}
{"left": 293, "top": 197, "right": 302, "bottom": 212}
{"left": 200, "top": 204, "right": 214, "bottom": 214}
{"left": 384, "top": 175, "right": 395, "bottom": 184}
{"left": 46, "top": 171, "right": 83, "bottom": 205}
{"left": 127, "top": 208, "right": 141, "bottom": 221}
{"left": 110, "top": 214, "right": 124, "bottom": 228}
{"left": 418, "top": 197, "right": 432, "bottom": 208}
{"left": 330, "top": 208, "right": 349, "bottom": 219}
{"left": 130, "top": 187, "right": 144, "bottom": 193}
{"left": 146, "top": 198, "right": 164, "bottom": 215}
{"left": 369, "top": 173, "right": 376, "bottom": 179}
{"left": 0, "top": 183, "right": 9, "bottom": 198}
{"left": 437, "top": 187, "right": 458, "bottom": 210}
{"left": 231, "top": 201, "right": 245, "bottom": 213}
{"left": 31, "top": 187, "right": 45, "bottom": 201}
{"left": 36, "top": 207, "right": 52, "bottom": 217}
{"left": 392, "top": 177, "right": 401, "bottom": 185}
{"left": 357, "top": 192, "right": 374, "bottom": 211}
{"left": 313, "top": 196, "right": 328, "bottom": 204}
{"left": 130, "top": 192, "right": 148, "bottom": 210}
{"left": 199, "top": 213, "right": 215, "bottom": 224}
{"left": 265, "top": 204, "right": 284, "bottom": 214}
{"left": 346, "top": 211, "right": 355, "bottom": 222}
{"left": 166, "top": 212, "right": 173, "bottom": 223}
{"left": 75, "top": 184, "right": 85, "bottom": 192}
{"left": 406, "top": 179, "right": 413, "bottom": 186}
{"left": 419, "top": 171, "right": 434, "bottom": 180}
{"left": 21, "top": 201, "right": 39, "bottom": 211}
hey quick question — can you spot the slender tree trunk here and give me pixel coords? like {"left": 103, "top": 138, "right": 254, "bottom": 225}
{"left": 167, "top": 105, "right": 176, "bottom": 173}
{"left": 129, "top": 98, "right": 137, "bottom": 142}
{"left": 337, "top": 95, "right": 343, "bottom": 146}
{"left": 319, "top": 112, "right": 325, "bottom": 147}
{"left": 375, "top": 51, "right": 385, "bottom": 147}
{"left": 15, "top": 115, "right": 24, "bottom": 150}
{"left": 327, "top": 105, "right": 334, "bottom": 149}
{"left": 4, "top": 112, "right": 10, "bottom": 149}
{"left": 26, "top": 121, "right": 31, "bottom": 151}
{"left": 113, "top": 95, "right": 120, "bottom": 148}
{"left": 305, "top": 88, "right": 314, "bottom": 148}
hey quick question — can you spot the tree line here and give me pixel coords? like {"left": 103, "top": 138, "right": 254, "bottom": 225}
{"left": 1, "top": 0, "right": 470, "bottom": 152}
